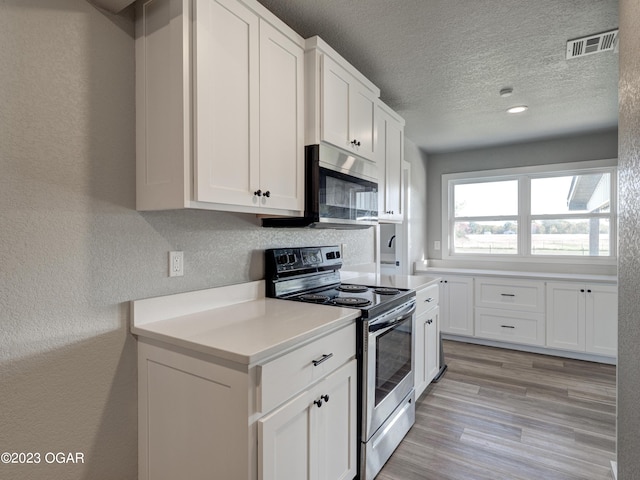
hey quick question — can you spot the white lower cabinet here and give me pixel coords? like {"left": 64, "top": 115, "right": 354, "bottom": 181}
{"left": 432, "top": 271, "right": 617, "bottom": 362}
{"left": 475, "top": 308, "right": 545, "bottom": 346}
{"left": 138, "top": 323, "right": 356, "bottom": 480}
{"left": 474, "top": 278, "right": 545, "bottom": 346}
{"left": 414, "top": 284, "right": 440, "bottom": 398}
{"left": 546, "top": 282, "right": 617, "bottom": 356}
{"left": 439, "top": 276, "right": 474, "bottom": 336}
{"left": 259, "top": 360, "right": 357, "bottom": 480}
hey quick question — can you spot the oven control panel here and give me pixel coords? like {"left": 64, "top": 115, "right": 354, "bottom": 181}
{"left": 266, "top": 245, "right": 342, "bottom": 276}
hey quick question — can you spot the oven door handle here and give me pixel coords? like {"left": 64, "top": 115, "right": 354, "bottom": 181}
{"left": 369, "top": 303, "right": 416, "bottom": 333}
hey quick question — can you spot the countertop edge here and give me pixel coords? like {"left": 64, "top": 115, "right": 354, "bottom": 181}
{"left": 415, "top": 267, "right": 617, "bottom": 283}
{"left": 131, "top": 311, "right": 358, "bottom": 366}
{"left": 131, "top": 294, "right": 361, "bottom": 366}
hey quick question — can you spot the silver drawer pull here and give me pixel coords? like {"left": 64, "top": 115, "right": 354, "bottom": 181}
{"left": 500, "top": 293, "right": 515, "bottom": 297}
{"left": 312, "top": 353, "right": 333, "bottom": 366}
{"left": 424, "top": 297, "right": 434, "bottom": 303}
{"left": 501, "top": 325, "right": 515, "bottom": 329}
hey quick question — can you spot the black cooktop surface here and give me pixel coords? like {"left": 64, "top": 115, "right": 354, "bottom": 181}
{"left": 265, "top": 246, "right": 415, "bottom": 318}
{"left": 282, "top": 283, "right": 413, "bottom": 318}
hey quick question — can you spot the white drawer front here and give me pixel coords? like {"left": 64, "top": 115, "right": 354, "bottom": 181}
{"left": 475, "top": 278, "right": 544, "bottom": 313}
{"left": 257, "top": 323, "right": 355, "bottom": 414}
{"left": 416, "top": 284, "right": 439, "bottom": 316}
{"left": 475, "top": 307, "right": 545, "bottom": 346}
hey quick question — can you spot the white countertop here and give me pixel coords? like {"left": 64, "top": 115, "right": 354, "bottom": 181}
{"left": 131, "top": 281, "right": 359, "bottom": 366}
{"left": 340, "top": 271, "right": 441, "bottom": 290}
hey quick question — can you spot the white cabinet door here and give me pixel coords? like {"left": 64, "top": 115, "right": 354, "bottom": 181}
{"left": 350, "top": 86, "right": 377, "bottom": 160}
{"left": 259, "top": 389, "right": 313, "bottom": 480}
{"left": 259, "top": 360, "right": 357, "bottom": 480}
{"left": 384, "top": 117, "right": 403, "bottom": 219}
{"left": 259, "top": 19, "right": 304, "bottom": 212}
{"left": 546, "top": 282, "right": 585, "bottom": 352}
{"left": 321, "top": 55, "right": 376, "bottom": 161}
{"left": 315, "top": 360, "right": 357, "bottom": 480}
{"left": 546, "top": 282, "right": 618, "bottom": 356}
{"left": 440, "top": 277, "right": 474, "bottom": 336}
{"left": 321, "top": 55, "right": 351, "bottom": 152}
{"left": 585, "top": 285, "right": 618, "bottom": 356}
{"left": 416, "top": 306, "right": 440, "bottom": 398}
{"left": 377, "top": 103, "right": 404, "bottom": 223}
{"left": 425, "top": 306, "right": 440, "bottom": 385}
{"left": 194, "top": 0, "right": 260, "bottom": 206}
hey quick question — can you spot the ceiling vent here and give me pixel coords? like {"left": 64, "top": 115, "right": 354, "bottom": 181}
{"left": 566, "top": 29, "right": 618, "bottom": 59}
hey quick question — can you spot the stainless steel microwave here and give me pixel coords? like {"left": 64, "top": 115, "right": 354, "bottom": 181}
{"left": 262, "top": 144, "right": 378, "bottom": 229}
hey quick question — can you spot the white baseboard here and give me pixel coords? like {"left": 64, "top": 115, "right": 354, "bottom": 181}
{"left": 611, "top": 460, "right": 617, "bottom": 479}
{"left": 442, "top": 334, "right": 617, "bottom": 365}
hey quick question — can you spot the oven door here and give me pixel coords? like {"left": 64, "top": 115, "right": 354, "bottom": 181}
{"left": 362, "top": 300, "right": 416, "bottom": 440}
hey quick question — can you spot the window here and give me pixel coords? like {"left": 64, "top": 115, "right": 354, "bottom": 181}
{"left": 530, "top": 172, "right": 611, "bottom": 256}
{"left": 453, "top": 179, "right": 518, "bottom": 255}
{"left": 443, "top": 160, "right": 616, "bottom": 261}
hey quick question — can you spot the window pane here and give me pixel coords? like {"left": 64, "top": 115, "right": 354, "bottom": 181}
{"left": 531, "top": 219, "right": 610, "bottom": 256}
{"left": 454, "top": 221, "right": 518, "bottom": 254}
{"left": 454, "top": 180, "right": 518, "bottom": 217}
{"left": 531, "top": 173, "right": 610, "bottom": 215}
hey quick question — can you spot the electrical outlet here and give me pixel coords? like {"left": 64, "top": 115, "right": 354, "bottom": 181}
{"left": 434, "top": 241, "right": 441, "bottom": 251}
{"left": 169, "top": 251, "right": 184, "bottom": 277}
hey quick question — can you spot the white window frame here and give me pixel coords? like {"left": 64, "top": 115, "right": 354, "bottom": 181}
{"left": 441, "top": 159, "right": 617, "bottom": 265}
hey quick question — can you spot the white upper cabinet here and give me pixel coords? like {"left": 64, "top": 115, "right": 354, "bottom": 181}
{"left": 193, "top": 0, "right": 259, "bottom": 206}
{"left": 258, "top": 20, "right": 305, "bottom": 211}
{"left": 376, "top": 101, "right": 405, "bottom": 223}
{"left": 136, "top": 0, "right": 304, "bottom": 215}
{"left": 305, "top": 36, "right": 380, "bottom": 162}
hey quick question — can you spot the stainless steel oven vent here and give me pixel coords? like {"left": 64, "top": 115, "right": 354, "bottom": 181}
{"left": 566, "top": 29, "right": 618, "bottom": 59}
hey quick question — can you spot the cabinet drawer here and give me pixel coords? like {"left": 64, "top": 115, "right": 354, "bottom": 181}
{"left": 475, "top": 278, "right": 544, "bottom": 313}
{"left": 257, "top": 324, "right": 355, "bottom": 414}
{"left": 416, "top": 284, "right": 439, "bottom": 316}
{"left": 475, "top": 307, "right": 545, "bottom": 346}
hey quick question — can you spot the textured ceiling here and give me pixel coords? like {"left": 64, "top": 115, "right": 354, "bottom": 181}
{"left": 257, "top": 0, "right": 619, "bottom": 153}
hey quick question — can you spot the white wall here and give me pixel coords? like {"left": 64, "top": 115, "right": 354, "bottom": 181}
{"left": 425, "top": 129, "right": 618, "bottom": 274}
{"left": 404, "top": 137, "right": 428, "bottom": 272}
{"left": 0, "top": 2, "right": 374, "bottom": 479}
{"left": 617, "top": 0, "right": 640, "bottom": 476}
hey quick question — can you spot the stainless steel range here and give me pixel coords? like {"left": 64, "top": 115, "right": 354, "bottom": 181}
{"left": 265, "top": 245, "right": 416, "bottom": 480}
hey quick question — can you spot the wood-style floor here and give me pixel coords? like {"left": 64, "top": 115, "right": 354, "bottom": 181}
{"left": 378, "top": 340, "right": 617, "bottom": 480}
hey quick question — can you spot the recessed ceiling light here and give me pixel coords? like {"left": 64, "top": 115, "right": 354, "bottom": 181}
{"left": 507, "top": 105, "right": 528, "bottom": 114}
